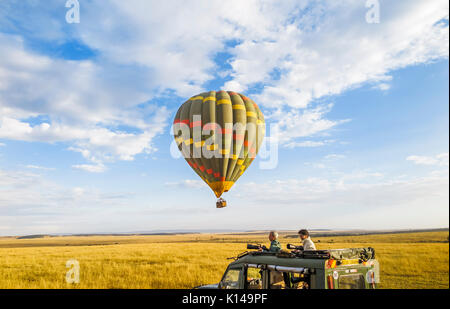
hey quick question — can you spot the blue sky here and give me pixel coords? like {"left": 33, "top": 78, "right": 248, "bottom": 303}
{"left": 0, "top": 0, "right": 448, "bottom": 235}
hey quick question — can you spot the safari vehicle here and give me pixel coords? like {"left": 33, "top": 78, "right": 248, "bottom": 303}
{"left": 196, "top": 245, "right": 379, "bottom": 289}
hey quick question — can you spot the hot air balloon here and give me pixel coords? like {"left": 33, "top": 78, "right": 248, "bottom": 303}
{"left": 173, "top": 91, "right": 265, "bottom": 208}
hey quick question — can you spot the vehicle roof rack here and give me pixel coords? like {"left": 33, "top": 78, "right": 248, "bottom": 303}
{"left": 240, "top": 247, "right": 375, "bottom": 261}
{"left": 289, "top": 247, "right": 375, "bottom": 261}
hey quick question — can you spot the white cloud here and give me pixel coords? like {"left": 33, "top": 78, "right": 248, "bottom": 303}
{"left": 223, "top": 0, "right": 449, "bottom": 145}
{"left": 73, "top": 1, "right": 242, "bottom": 97}
{"left": 284, "top": 141, "right": 327, "bottom": 148}
{"left": 25, "top": 165, "right": 55, "bottom": 171}
{"left": 0, "top": 0, "right": 448, "bottom": 159}
{"left": 72, "top": 164, "right": 106, "bottom": 173}
{"left": 373, "top": 83, "right": 391, "bottom": 91}
{"left": 0, "top": 33, "right": 170, "bottom": 166}
{"left": 407, "top": 153, "right": 449, "bottom": 167}
{"left": 253, "top": 1, "right": 448, "bottom": 106}
{"left": 288, "top": 139, "right": 341, "bottom": 149}
{"left": 164, "top": 179, "right": 206, "bottom": 189}
{"left": 314, "top": 163, "right": 326, "bottom": 169}
{"left": 302, "top": 153, "right": 347, "bottom": 170}
{"left": 324, "top": 154, "right": 346, "bottom": 160}
{"left": 271, "top": 104, "right": 349, "bottom": 146}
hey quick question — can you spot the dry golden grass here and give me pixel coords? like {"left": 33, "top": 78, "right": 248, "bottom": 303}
{"left": 0, "top": 231, "right": 448, "bottom": 289}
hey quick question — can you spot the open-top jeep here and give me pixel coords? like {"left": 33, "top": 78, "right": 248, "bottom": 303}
{"left": 197, "top": 245, "right": 379, "bottom": 289}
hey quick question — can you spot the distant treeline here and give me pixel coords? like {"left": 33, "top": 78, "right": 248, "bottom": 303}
{"left": 284, "top": 228, "right": 449, "bottom": 238}
{"left": 16, "top": 235, "right": 48, "bottom": 239}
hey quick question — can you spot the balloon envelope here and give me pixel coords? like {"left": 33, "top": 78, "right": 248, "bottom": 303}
{"left": 173, "top": 91, "right": 265, "bottom": 198}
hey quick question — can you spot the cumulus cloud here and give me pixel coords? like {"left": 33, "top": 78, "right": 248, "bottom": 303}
{"left": 407, "top": 153, "right": 449, "bottom": 167}
{"left": 224, "top": 0, "right": 449, "bottom": 145}
{"left": 25, "top": 165, "right": 55, "bottom": 171}
{"left": 164, "top": 179, "right": 206, "bottom": 189}
{"left": 71, "top": 0, "right": 241, "bottom": 97}
{"left": 236, "top": 1, "right": 449, "bottom": 106}
{"left": 72, "top": 164, "right": 106, "bottom": 173}
{"left": 0, "top": 0, "right": 448, "bottom": 163}
{"left": 373, "top": 83, "right": 391, "bottom": 91}
{"left": 284, "top": 141, "right": 327, "bottom": 148}
{"left": 324, "top": 154, "right": 346, "bottom": 160}
{"left": 0, "top": 33, "right": 170, "bottom": 168}
{"left": 271, "top": 104, "right": 349, "bottom": 146}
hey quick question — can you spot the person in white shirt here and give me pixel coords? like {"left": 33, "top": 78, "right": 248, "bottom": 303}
{"left": 298, "top": 229, "right": 316, "bottom": 251}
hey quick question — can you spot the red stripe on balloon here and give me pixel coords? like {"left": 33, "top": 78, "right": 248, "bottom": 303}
{"left": 190, "top": 121, "right": 202, "bottom": 128}
{"left": 174, "top": 119, "right": 190, "bottom": 125}
{"left": 203, "top": 123, "right": 221, "bottom": 130}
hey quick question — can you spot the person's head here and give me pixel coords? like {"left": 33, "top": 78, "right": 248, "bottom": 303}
{"left": 269, "top": 231, "right": 278, "bottom": 241}
{"left": 298, "top": 229, "right": 309, "bottom": 240}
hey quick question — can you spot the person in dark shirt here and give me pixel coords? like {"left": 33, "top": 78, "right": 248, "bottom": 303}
{"left": 267, "top": 231, "right": 282, "bottom": 252}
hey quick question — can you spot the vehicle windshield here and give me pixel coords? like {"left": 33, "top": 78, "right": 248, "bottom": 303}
{"left": 220, "top": 268, "right": 241, "bottom": 289}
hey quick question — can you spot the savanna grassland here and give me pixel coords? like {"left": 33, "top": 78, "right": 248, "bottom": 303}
{"left": 0, "top": 231, "right": 448, "bottom": 289}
